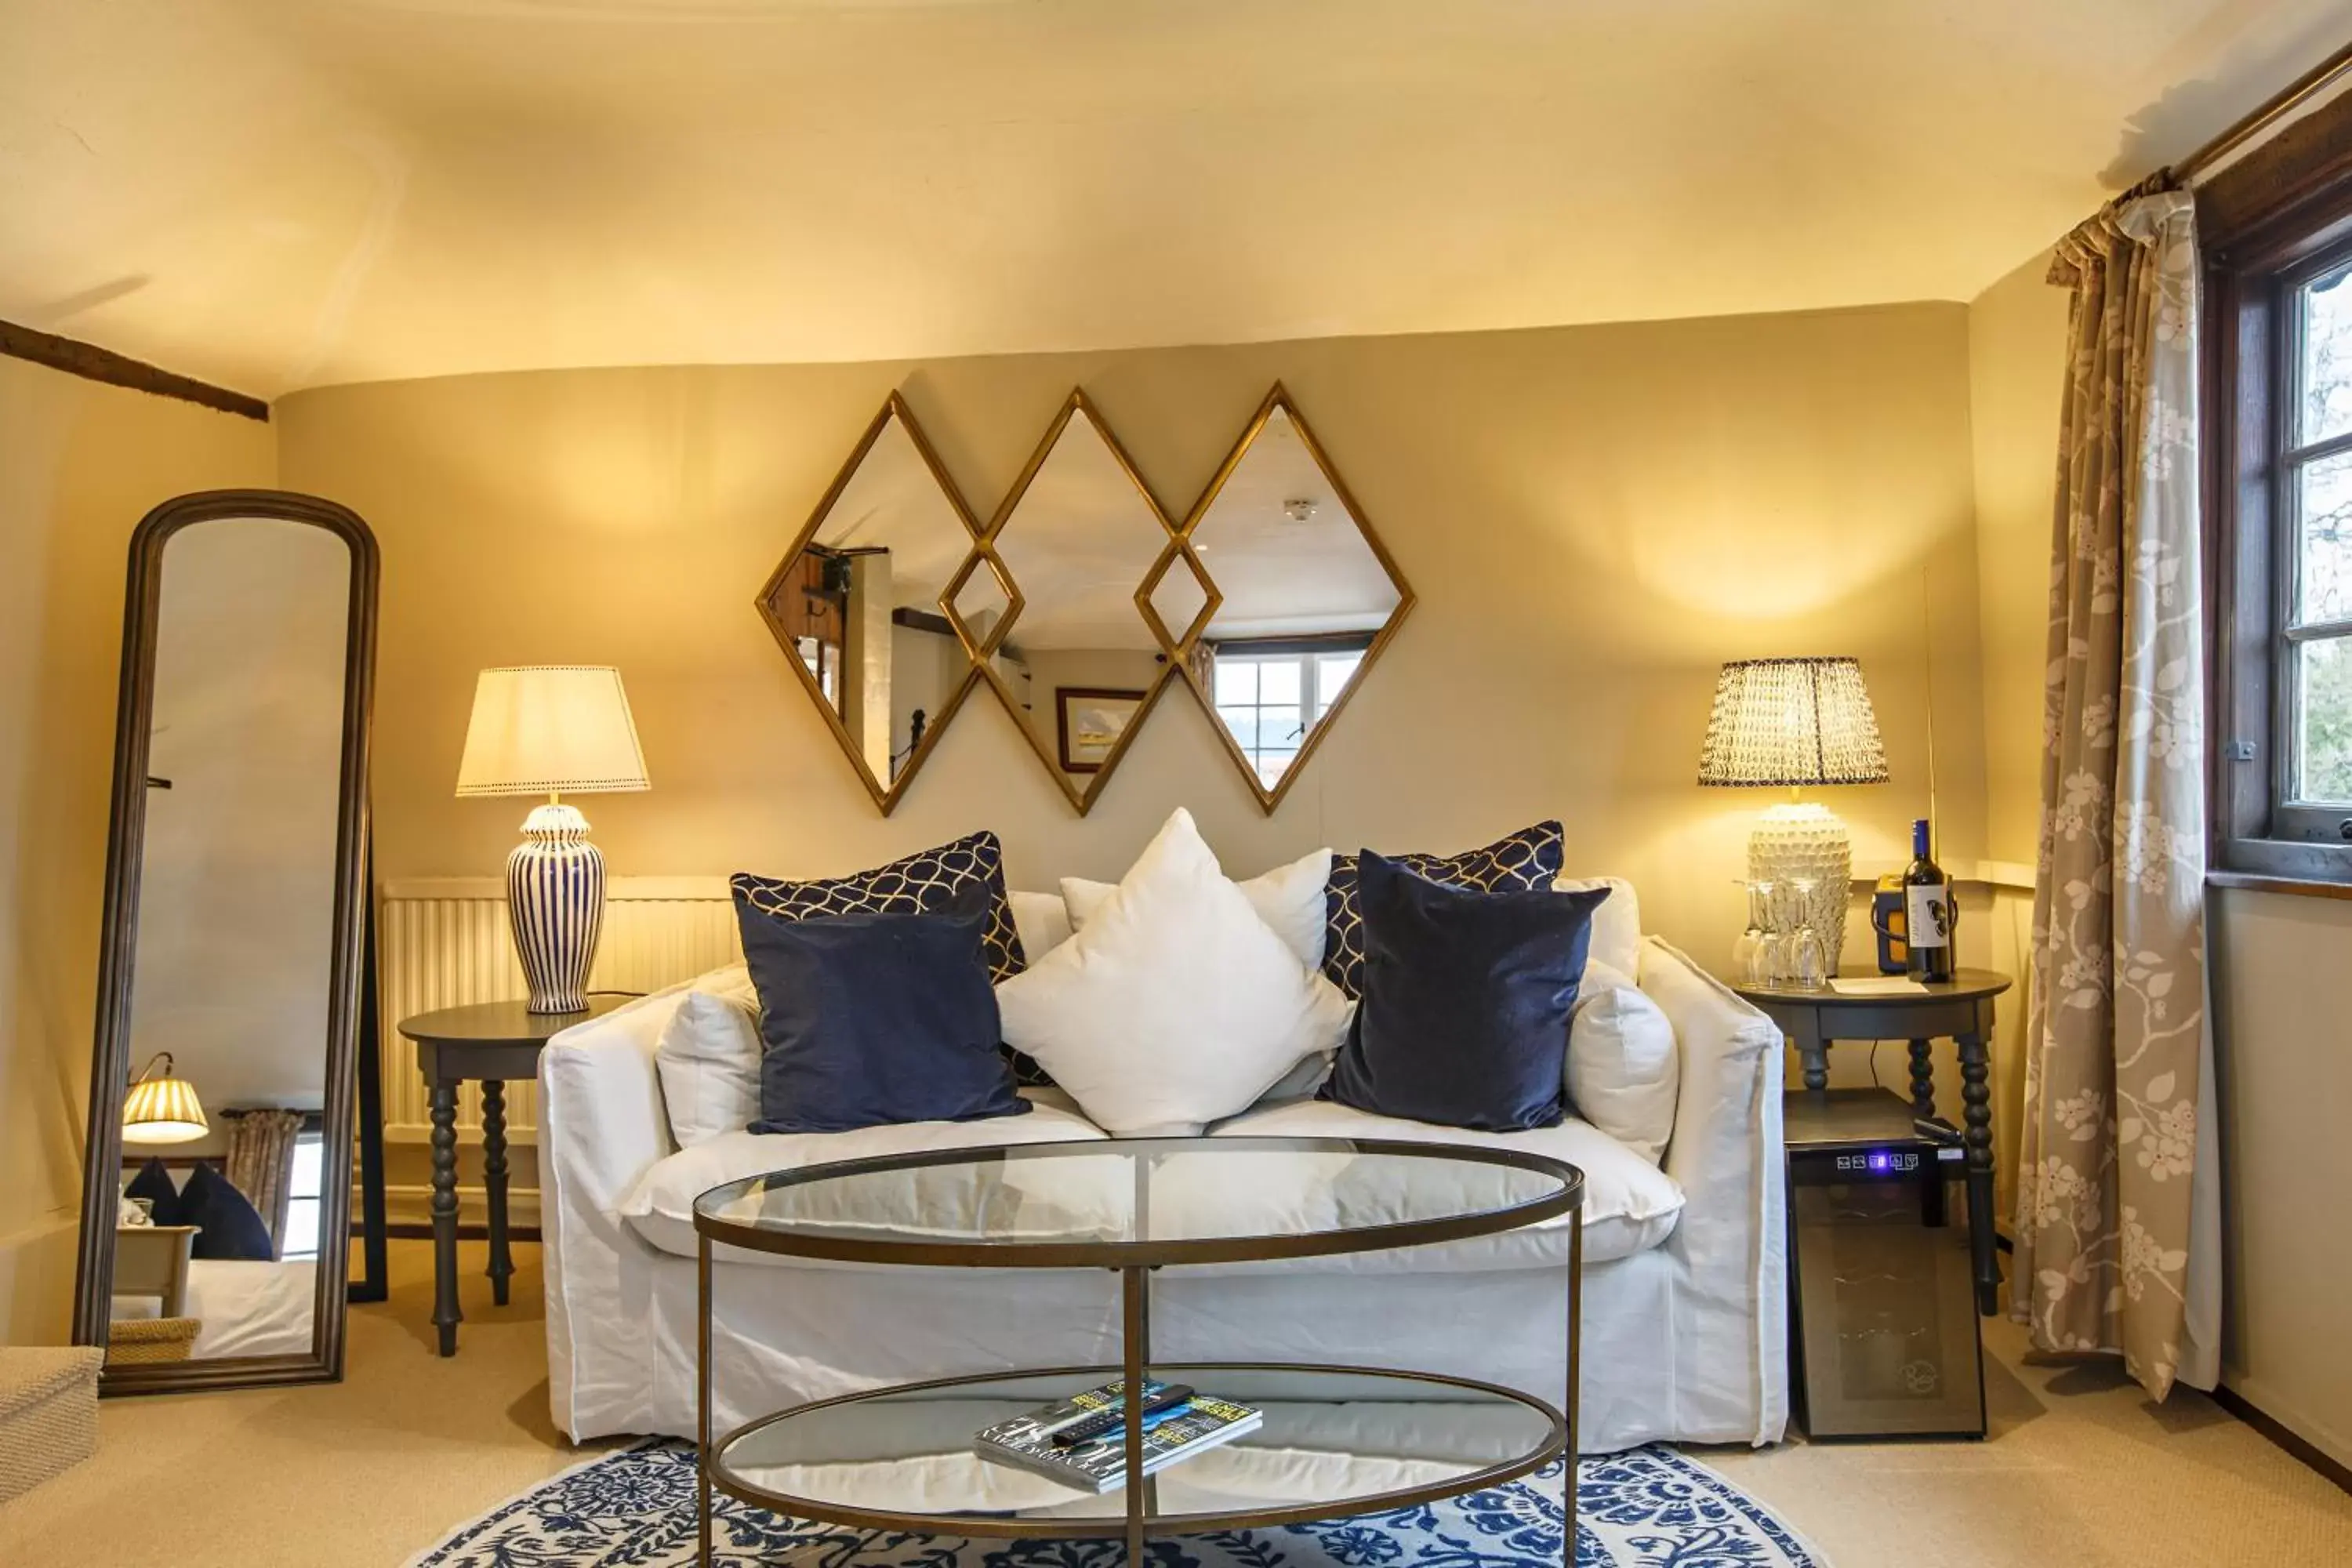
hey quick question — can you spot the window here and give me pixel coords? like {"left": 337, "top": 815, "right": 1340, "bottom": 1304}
{"left": 280, "top": 1131, "right": 324, "bottom": 1261}
{"left": 1210, "top": 642, "right": 1367, "bottom": 788}
{"left": 2209, "top": 126, "right": 2352, "bottom": 884}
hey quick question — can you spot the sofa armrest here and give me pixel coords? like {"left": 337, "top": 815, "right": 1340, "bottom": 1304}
{"left": 1635, "top": 934, "right": 1788, "bottom": 1444}
{"left": 1638, "top": 936, "right": 1784, "bottom": 1199}
{"left": 540, "top": 987, "right": 684, "bottom": 1218}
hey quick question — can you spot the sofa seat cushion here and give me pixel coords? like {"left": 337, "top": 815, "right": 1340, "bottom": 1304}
{"left": 620, "top": 1095, "right": 1109, "bottom": 1261}
{"left": 1205, "top": 1098, "right": 1683, "bottom": 1269}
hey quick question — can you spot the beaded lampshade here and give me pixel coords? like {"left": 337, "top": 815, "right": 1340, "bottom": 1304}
{"left": 1697, "top": 657, "right": 1889, "bottom": 788}
{"left": 1698, "top": 657, "right": 1887, "bottom": 982}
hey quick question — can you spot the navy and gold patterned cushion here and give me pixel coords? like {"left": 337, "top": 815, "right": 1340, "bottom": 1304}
{"left": 1322, "top": 820, "right": 1566, "bottom": 1000}
{"left": 731, "top": 831, "right": 1029, "bottom": 983}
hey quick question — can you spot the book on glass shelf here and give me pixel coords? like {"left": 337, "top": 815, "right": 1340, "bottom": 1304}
{"left": 973, "top": 1378, "right": 1263, "bottom": 1494}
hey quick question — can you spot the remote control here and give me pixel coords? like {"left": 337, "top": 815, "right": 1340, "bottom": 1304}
{"left": 1048, "top": 1383, "right": 1195, "bottom": 1447}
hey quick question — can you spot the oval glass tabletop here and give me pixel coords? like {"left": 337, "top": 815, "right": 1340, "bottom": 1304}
{"left": 691, "top": 1135, "right": 1583, "bottom": 1267}
{"left": 709, "top": 1363, "right": 1566, "bottom": 1537}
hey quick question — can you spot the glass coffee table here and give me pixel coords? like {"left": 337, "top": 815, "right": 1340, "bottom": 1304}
{"left": 691, "top": 1136, "right": 1584, "bottom": 1566}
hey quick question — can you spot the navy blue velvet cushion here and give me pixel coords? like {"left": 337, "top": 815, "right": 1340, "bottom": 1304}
{"left": 735, "top": 887, "right": 1031, "bottom": 1137}
{"left": 179, "top": 1162, "right": 278, "bottom": 1261}
{"left": 125, "top": 1158, "right": 183, "bottom": 1226}
{"left": 1323, "top": 851, "right": 1610, "bottom": 1132}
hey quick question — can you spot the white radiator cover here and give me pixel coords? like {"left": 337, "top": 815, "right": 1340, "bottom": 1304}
{"left": 378, "top": 877, "right": 740, "bottom": 1145}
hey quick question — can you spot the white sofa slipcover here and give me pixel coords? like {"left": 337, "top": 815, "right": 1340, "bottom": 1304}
{"left": 538, "top": 935, "right": 1788, "bottom": 1453}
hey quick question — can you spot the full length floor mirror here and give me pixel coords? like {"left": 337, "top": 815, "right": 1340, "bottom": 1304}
{"left": 73, "top": 490, "right": 379, "bottom": 1394}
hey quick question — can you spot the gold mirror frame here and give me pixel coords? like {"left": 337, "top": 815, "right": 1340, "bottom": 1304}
{"left": 971, "top": 390, "right": 1182, "bottom": 815}
{"left": 1169, "top": 384, "right": 1416, "bottom": 814}
{"left": 753, "top": 393, "right": 987, "bottom": 815}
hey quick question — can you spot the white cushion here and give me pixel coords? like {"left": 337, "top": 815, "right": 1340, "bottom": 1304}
{"left": 1568, "top": 960, "right": 1679, "bottom": 1163}
{"left": 1210, "top": 1097, "right": 1684, "bottom": 1268}
{"left": 1009, "top": 890, "right": 1074, "bottom": 961}
{"left": 999, "top": 810, "right": 1352, "bottom": 1135}
{"left": 1062, "top": 846, "right": 1331, "bottom": 971}
{"left": 1557, "top": 875, "right": 1641, "bottom": 978}
{"left": 619, "top": 1094, "right": 1109, "bottom": 1261}
{"left": 653, "top": 965, "right": 763, "bottom": 1149}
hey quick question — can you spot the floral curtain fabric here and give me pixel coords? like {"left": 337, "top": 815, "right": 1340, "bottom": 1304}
{"left": 224, "top": 1109, "right": 305, "bottom": 1258}
{"left": 2017, "top": 189, "right": 2209, "bottom": 1399}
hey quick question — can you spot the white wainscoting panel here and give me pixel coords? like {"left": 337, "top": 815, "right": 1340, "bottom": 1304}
{"left": 379, "top": 877, "right": 739, "bottom": 1144}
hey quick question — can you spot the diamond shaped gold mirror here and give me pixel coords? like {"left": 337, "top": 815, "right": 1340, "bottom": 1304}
{"left": 1178, "top": 386, "right": 1414, "bottom": 812}
{"left": 976, "top": 390, "right": 1180, "bottom": 813}
{"left": 756, "top": 394, "right": 985, "bottom": 813}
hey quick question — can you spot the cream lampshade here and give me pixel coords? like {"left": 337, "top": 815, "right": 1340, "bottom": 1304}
{"left": 1698, "top": 656, "right": 1888, "bottom": 978}
{"left": 123, "top": 1053, "right": 209, "bottom": 1145}
{"left": 457, "top": 666, "right": 650, "bottom": 1013}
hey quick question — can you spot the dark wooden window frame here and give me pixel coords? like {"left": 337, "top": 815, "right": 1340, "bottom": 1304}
{"left": 2206, "top": 119, "right": 2352, "bottom": 886}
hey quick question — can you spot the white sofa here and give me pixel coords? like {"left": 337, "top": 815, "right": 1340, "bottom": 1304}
{"left": 537, "top": 920, "right": 1789, "bottom": 1454}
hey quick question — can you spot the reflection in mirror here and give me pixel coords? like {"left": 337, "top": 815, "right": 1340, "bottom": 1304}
{"left": 1184, "top": 390, "right": 1413, "bottom": 808}
{"left": 982, "top": 394, "right": 1177, "bottom": 809}
{"left": 75, "top": 492, "right": 377, "bottom": 1392}
{"left": 948, "top": 550, "right": 1018, "bottom": 659}
{"left": 757, "top": 397, "right": 982, "bottom": 810}
{"left": 1142, "top": 542, "right": 1215, "bottom": 653}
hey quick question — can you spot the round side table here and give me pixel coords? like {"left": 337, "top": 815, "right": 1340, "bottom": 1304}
{"left": 1733, "top": 969, "right": 2013, "bottom": 1316}
{"left": 396, "top": 994, "right": 630, "bottom": 1356}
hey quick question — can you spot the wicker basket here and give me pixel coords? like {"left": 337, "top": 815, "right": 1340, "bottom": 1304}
{"left": 106, "top": 1316, "right": 201, "bottom": 1364}
{"left": 0, "top": 1345, "right": 103, "bottom": 1506}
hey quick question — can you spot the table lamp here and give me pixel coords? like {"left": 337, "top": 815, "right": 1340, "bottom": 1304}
{"left": 123, "top": 1052, "right": 209, "bottom": 1144}
{"left": 1697, "top": 656, "right": 1887, "bottom": 977}
{"left": 456, "top": 666, "right": 650, "bottom": 1013}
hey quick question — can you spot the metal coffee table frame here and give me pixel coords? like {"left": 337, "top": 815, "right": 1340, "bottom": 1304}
{"left": 691, "top": 1135, "right": 1586, "bottom": 1566}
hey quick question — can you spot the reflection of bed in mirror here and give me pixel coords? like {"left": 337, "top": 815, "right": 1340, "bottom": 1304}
{"left": 72, "top": 490, "right": 377, "bottom": 1395}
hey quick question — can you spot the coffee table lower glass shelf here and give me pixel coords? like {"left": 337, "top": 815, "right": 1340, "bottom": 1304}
{"left": 707, "top": 1363, "right": 1565, "bottom": 1538}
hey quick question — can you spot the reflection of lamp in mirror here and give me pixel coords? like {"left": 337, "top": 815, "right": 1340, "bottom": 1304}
{"left": 1697, "top": 657, "right": 1888, "bottom": 981}
{"left": 456, "top": 666, "right": 650, "bottom": 1013}
{"left": 123, "top": 1052, "right": 209, "bottom": 1145}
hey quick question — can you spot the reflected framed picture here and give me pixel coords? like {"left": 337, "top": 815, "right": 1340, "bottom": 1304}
{"left": 1056, "top": 687, "right": 1145, "bottom": 774}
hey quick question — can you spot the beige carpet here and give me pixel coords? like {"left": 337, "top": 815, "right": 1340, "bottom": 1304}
{"left": 3, "top": 1240, "right": 2347, "bottom": 1566}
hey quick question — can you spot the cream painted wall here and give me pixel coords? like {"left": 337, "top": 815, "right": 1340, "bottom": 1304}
{"left": 0, "top": 359, "right": 276, "bottom": 1344}
{"left": 2210, "top": 888, "right": 2352, "bottom": 1469}
{"left": 275, "top": 306, "right": 1986, "bottom": 969}
{"left": 1968, "top": 249, "right": 2069, "bottom": 867}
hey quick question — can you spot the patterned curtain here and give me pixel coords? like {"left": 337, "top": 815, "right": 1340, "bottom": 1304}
{"left": 224, "top": 1109, "right": 305, "bottom": 1259}
{"left": 2016, "top": 188, "right": 2211, "bottom": 1399}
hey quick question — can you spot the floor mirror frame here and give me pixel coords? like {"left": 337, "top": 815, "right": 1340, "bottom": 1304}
{"left": 71, "top": 488, "right": 380, "bottom": 1395}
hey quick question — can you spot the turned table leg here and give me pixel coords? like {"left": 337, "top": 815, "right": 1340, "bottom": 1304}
{"left": 429, "top": 1079, "right": 463, "bottom": 1356}
{"left": 1957, "top": 1032, "right": 2000, "bottom": 1316}
{"left": 1908, "top": 1038, "right": 1936, "bottom": 1122}
{"left": 481, "top": 1080, "right": 513, "bottom": 1308}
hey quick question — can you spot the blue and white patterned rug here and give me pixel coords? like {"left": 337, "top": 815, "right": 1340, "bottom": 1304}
{"left": 410, "top": 1442, "right": 1823, "bottom": 1568}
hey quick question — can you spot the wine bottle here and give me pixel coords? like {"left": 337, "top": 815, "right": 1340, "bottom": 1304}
{"left": 1903, "top": 818, "right": 1954, "bottom": 982}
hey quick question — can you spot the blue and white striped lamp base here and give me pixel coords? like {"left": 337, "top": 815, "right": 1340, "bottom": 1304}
{"left": 506, "top": 801, "right": 605, "bottom": 1014}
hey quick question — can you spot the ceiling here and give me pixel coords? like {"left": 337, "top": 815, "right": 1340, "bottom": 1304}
{"left": 4, "top": 1, "right": 2350, "bottom": 397}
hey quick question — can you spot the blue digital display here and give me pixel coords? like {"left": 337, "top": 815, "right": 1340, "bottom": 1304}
{"left": 1833, "top": 1149, "right": 1919, "bottom": 1174}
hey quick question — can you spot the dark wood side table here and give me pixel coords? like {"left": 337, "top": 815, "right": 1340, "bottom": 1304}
{"left": 1732, "top": 969, "right": 2013, "bottom": 1316}
{"left": 396, "top": 995, "right": 629, "bottom": 1356}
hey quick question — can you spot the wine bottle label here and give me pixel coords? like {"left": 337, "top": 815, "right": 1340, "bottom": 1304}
{"left": 1905, "top": 884, "right": 1951, "bottom": 949}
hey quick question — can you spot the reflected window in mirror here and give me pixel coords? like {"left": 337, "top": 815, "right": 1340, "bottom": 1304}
{"left": 1182, "top": 389, "right": 1412, "bottom": 810}
{"left": 757, "top": 396, "right": 984, "bottom": 810}
{"left": 281, "top": 1131, "right": 325, "bottom": 1261}
{"left": 1208, "top": 638, "right": 1371, "bottom": 790}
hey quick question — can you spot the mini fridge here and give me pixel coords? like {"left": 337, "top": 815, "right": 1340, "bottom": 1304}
{"left": 1785, "top": 1089, "right": 1986, "bottom": 1439}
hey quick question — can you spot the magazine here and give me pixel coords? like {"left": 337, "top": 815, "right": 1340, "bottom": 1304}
{"left": 975, "top": 1380, "right": 1263, "bottom": 1494}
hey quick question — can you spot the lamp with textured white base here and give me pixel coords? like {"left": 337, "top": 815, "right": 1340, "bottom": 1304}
{"left": 1698, "top": 657, "right": 1887, "bottom": 978}
{"left": 456, "top": 666, "right": 650, "bottom": 1013}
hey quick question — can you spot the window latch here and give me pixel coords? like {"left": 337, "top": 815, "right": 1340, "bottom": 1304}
{"left": 2226, "top": 740, "right": 2258, "bottom": 762}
